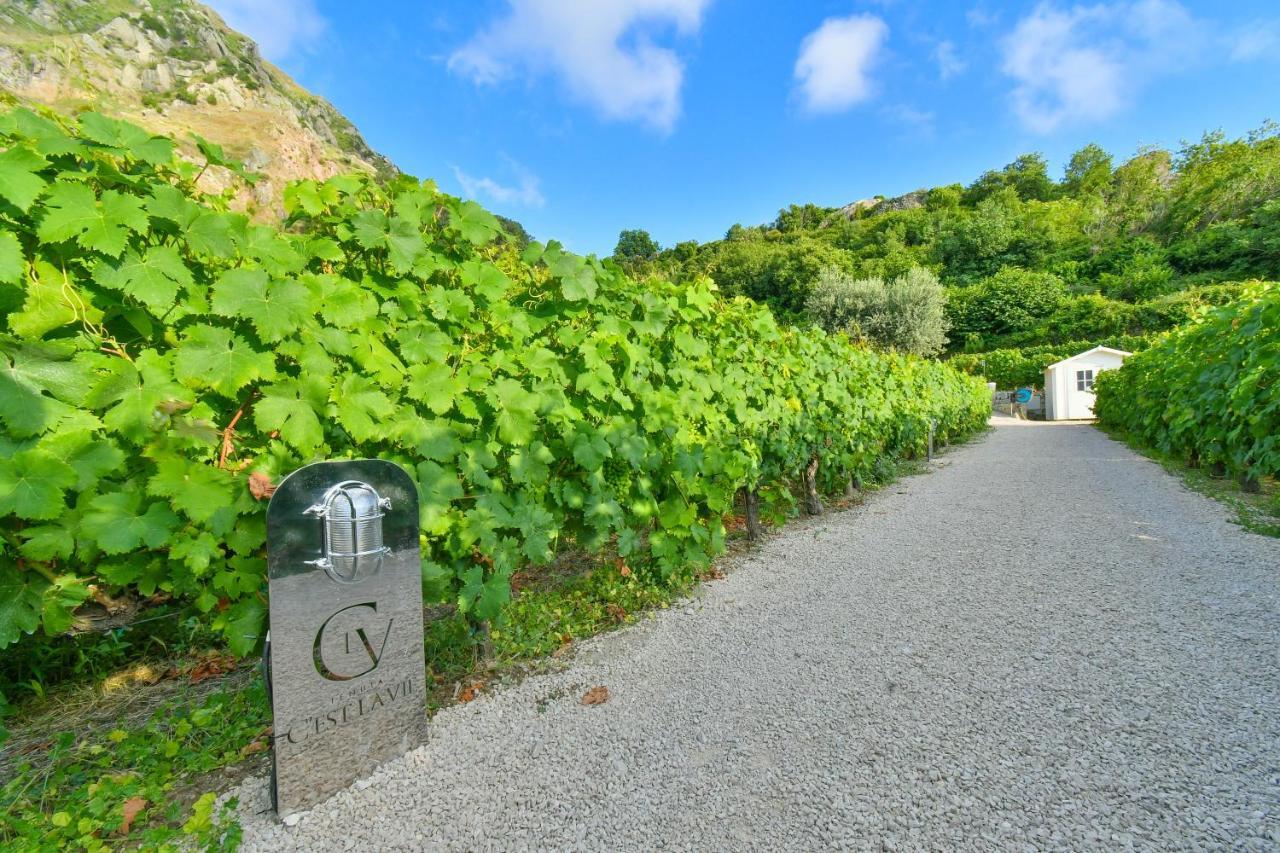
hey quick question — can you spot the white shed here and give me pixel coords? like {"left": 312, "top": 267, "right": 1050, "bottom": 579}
{"left": 1043, "top": 346, "right": 1132, "bottom": 420}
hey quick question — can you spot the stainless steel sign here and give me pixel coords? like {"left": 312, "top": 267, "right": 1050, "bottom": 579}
{"left": 265, "top": 459, "right": 426, "bottom": 818}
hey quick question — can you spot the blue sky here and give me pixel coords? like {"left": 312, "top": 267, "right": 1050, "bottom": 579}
{"left": 207, "top": 1, "right": 1280, "bottom": 257}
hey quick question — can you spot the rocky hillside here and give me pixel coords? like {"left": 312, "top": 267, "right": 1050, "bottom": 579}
{"left": 0, "top": 0, "right": 397, "bottom": 214}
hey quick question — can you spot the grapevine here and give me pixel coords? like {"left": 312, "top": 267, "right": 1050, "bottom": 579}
{"left": 0, "top": 106, "right": 990, "bottom": 659}
{"left": 1094, "top": 282, "right": 1279, "bottom": 484}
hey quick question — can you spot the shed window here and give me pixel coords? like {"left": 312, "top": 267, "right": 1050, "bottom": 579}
{"left": 1076, "top": 369, "right": 1095, "bottom": 391}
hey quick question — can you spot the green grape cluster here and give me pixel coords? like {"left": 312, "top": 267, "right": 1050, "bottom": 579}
{"left": 1094, "top": 282, "right": 1279, "bottom": 482}
{"left": 0, "top": 106, "right": 990, "bottom": 656}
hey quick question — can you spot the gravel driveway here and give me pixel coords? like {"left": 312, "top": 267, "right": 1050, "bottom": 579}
{"left": 234, "top": 417, "right": 1280, "bottom": 851}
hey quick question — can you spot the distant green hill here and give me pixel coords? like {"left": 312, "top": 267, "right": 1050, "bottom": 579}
{"left": 616, "top": 127, "right": 1280, "bottom": 354}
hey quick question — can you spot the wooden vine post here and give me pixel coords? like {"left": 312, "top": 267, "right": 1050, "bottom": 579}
{"left": 744, "top": 487, "right": 762, "bottom": 541}
{"left": 802, "top": 457, "right": 823, "bottom": 516}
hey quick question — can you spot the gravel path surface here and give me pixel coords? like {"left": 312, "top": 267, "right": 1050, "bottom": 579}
{"left": 233, "top": 418, "right": 1280, "bottom": 851}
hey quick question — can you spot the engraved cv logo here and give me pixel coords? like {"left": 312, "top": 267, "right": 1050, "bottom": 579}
{"left": 312, "top": 602, "right": 394, "bottom": 681}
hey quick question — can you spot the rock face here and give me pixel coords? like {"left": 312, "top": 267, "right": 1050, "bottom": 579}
{"left": 0, "top": 0, "right": 397, "bottom": 215}
{"left": 836, "top": 188, "right": 928, "bottom": 220}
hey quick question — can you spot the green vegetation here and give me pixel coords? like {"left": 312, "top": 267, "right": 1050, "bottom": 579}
{"left": 611, "top": 228, "right": 661, "bottom": 271}
{"left": 619, "top": 124, "right": 1280, "bottom": 373}
{"left": 3, "top": 681, "right": 256, "bottom": 851}
{"left": 948, "top": 335, "right": 1157, "bottom": 390}
{"left": 0, "top": 106, "right": 988, "bottom": 687}
{"left": 1094, "top": 283, "right": 1279, "bottom": 492}
{"left": 805, "top": 266, "right": 949, "bottom": 357}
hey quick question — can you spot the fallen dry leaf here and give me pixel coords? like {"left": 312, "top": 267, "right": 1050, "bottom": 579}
{"left": 189, "top": 653, "right": 236, "bottom": 684}
{"left": 615, "top": 558, "right": 631, "bottom": 578}
{"left": 580, "top": 686, "right": 610, "bottom": 706}
{"left": 241, "top": 739, "right": 269, "bottom": 757}
{"left": 605, "top": 603, "right": 627, "bottom": 623}
{"left": 458, "top": 681, "right": 484, "bottom": 703}
{"left": 118, "top": 796, "right": 147, "bottom": 835}
{"left": 248, "top": 471, "right": 277, "bottom": 500}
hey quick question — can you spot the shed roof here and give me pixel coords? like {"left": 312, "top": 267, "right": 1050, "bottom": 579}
{"left": 1044, "top": 345, "right": 1134, "bottom": 372}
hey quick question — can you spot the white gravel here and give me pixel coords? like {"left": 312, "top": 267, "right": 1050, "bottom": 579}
{"left": 232, "top": 417, "right": 1280, "bottom": 851}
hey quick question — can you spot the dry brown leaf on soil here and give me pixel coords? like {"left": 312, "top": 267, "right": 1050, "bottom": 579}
{"left": 189, "top": 654, "right": 236, "bottom": 684}
{"left": 118, "top": 797, "right": 147, "bottom": 835}
{"left": 605, "top": 603, "right": 627, "bottom": 623}
{"left": 458, "top": 682, "right": 484, "bottom": 703}
{"left": 580, "top": 686, "right": 610, "bottom": 706}
{"left": 241, "top": 739, "right": 269, "bottom": 757}
{"left": 615, "top": 558, "right": 631, "bottom": 577}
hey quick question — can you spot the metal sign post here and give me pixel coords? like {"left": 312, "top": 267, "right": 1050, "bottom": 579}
{"left": 264, "top": 459, "right": 426, "bottom": 819}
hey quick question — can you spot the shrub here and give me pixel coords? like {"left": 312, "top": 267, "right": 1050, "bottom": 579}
{"left": 806, "top": 266, "right": 949, "bottom": 356}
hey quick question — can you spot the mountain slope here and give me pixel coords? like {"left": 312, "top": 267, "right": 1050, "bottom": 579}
{"left": 0, "top": 0, "right": 396, "bottom": 213}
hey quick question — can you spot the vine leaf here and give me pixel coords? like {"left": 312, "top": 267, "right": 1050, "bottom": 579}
{"left": 334, "top": 374, "right": 395, "bottom": 442}
{"left": 255, "top": 382, "right": 324, "bottom": 452}
{"left": 406, "top": 363, "right": 464, "bottom": 415}
{"left": 147, "top": 457, "right": 236, "bottom": 525}
{"left": 173, "top": 324, "right": 276, "bottom": 396}
{"left": 79, "top": 111, "right": 173, "bottom": 165}
{"left": 94, "top": 245, "right": 193, "bottom": 312}
{"left": 81, "top": 491, "right": 179, "bottom": 554}
{"left": 0, "top": 230, "right": 23, "bottom": 283}
{"left": 0, "top": 563, "right": 44, "bottom": 648}
{"left": 0, "top": 448, "right": 77, "bottom": 519}
{"left": 210, "top": 268, "right": 314, "bottom": 342}
{"left": 449, "top": 201, "right": 500, "bottom": 246}
{"left": 490, "top": 378, "right": 539, "bottom": 445}
{"left": 0, "top": 144, "right": 48, "bottom": 211}
{"left": 37, "top": 184, "right": 148, "bottom": 257}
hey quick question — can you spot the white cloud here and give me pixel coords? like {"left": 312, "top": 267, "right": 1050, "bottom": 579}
{"left": 204, "top": 0, "right": 327, "bottom": 61}
{"left": 966, "top": 6, "right": 1000, "bottom": 29}
{"left": 1230, "top": 21, "right": 1280, "bottom": 61}
{"left": 934, "top": 40, "right": 966, "bottom": 79}
{"left": 882, "top": 104, "right": 935, "bottom": 136}
{"left": 1000, "top": 0, "right": 1202, "bottom": 133}
{"left": 448, "top": 0, "right": 711, "bottom": 132}
{"left": 793, "top": 14, "right": 889, "bottom": 114}
{"left": 452, "top": 160, "right": 546, "bottom": 209}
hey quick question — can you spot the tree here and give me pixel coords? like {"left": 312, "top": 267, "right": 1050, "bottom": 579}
{"left": 774, "top": 203, "right": 829, "bottom": 233}
{"left": 613, "top": 228, "right": 660, "bottom": 260}
{"left": 945, "top": 267, "right": 1069, "bottom": 340}
{"left": 1005, "top": 153, "right": 1056, "bottom": 202}
{"left": 669, "top": 240, "right": 700, "bottom": 263}
{"left": 963, "top": 153, "right": 1056, "bottom": 205}
{"left": 701, "top": 236, "right": 856, "bottom": 318}
{"left": 495, "top": 215, "right": 533, "bottom": 249}
{"left": 1103, "top": 148, "right": 1171, "bottom": 237}
{"left": 937, "top": 188, "right": 1042, "bottom": 281}
{"left": 1063, "top": 143, "right": 1113, "bottom": 197}
{"left": 805, "top": 266, "right": 950, "bottom": 357}
{"left": 926, "top": 184, "right": 963, "bottom": 211}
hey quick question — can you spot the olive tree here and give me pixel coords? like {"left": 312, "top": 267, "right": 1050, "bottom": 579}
{"left": 805, "top": 266, "right": 950, "bottom": 357}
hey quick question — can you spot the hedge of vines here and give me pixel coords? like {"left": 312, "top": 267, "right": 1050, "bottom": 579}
{"left": 1094, "top": 283, "right": 1279, "bottom": 483}
{"left": 949, "top": 335, "right": 1156, "bottom": 390}
{"left": 0, "top": 107, "right": 990, "bottom": 657}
